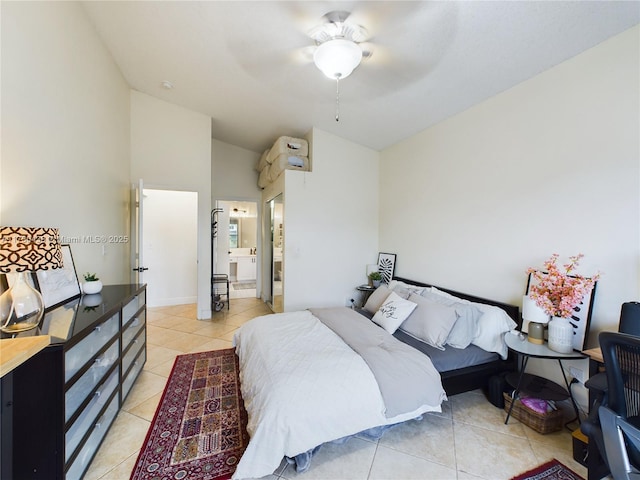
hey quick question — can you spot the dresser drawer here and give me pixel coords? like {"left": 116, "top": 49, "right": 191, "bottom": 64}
{"left": 122, "top": 290, "right": 146, "bottom": 323}
{"left": 65, "top": 313, "right": 119, "bottom": 382}
{"left": 123, "top": 331, "right": 145, "bottom": 377}
{"left": 65, "top": 339, "right": 119, "bottom": 422}
{"left": 122, "top": 310, "right": 146, "bottom": 349}
{"left": 65, "top": 368, "right": 119, "bottom": 463}
{"left": 122, "top": 349, "right": 146, "bottom": 401}
{"left": 65, "top": 393, "right": 119, "bottom": 480}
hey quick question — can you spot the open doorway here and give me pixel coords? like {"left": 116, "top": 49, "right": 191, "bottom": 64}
{"left": 143, "top": 189, "right": 198, "bottom": 307}
{"left": 214, "top": 200, "right": 259, "bottom": 300}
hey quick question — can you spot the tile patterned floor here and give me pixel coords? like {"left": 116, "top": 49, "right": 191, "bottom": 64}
{"left": 85, "top": 298, "right": 589, "bottom": 480}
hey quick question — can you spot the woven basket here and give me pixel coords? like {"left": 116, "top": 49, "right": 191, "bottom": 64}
{"left": 503, "top": 393, "right": 564, "bottom": 434}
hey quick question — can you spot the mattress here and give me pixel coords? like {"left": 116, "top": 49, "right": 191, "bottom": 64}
{"left": 392, "top": 329, "right": 499, "bottom": 372}
{"left": 267, "top": 153, "right": 310, "bottom": 181}
{"left": 266, "top": 136, "right": 308, "bottom": 164}
{"left": 256, "top": 148, "right": 270, "bottom": 172}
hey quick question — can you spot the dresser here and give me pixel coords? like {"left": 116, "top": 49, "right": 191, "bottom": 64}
{"left": 0, "top": 284, "right": 147, "bottom": 479}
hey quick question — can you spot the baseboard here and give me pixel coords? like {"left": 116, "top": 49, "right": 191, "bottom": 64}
{"left": 147, "top": 296, "right": 197, "bottom": 308}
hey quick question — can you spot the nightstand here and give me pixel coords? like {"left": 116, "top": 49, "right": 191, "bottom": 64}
{"left": 356, "top": 284, "right": 376, "bottom": 308}
{"left": 504, "top": 332, "right": 586, "bottom": 427}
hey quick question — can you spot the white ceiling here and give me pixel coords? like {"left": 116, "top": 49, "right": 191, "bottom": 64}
{"left": 82, "top": 1, "right": 640, "bottom": 154}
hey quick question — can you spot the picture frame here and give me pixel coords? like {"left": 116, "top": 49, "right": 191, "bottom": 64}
{"left": 34, "top": 244, "right": 81, "bottom": 311}
{"left": 525, "top": 271, "right": 597, "bottom": 351}
{"left": 377, "top": 252, "right": 397, "bottom": 284}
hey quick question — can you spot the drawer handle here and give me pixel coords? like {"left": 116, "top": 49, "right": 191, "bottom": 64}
{"left": 94, "top": 390, "right": 101, "bottom": 398}
{"left": 94, "top": 355, "right": 109, "bottom": 367}
{"left": 94, "top": 325, "right": 101, "bottom": 332}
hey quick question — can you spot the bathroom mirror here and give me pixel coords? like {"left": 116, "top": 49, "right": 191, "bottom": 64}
{"left": 230, "top": 216, "right": 257, "bottom": 249}
{"left": 228, "top": 202, "right": 258, "bottom": 250}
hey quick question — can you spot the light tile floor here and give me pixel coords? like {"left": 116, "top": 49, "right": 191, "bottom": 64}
{"left": 85, "top": 298, "right": 589, "bottom": 480}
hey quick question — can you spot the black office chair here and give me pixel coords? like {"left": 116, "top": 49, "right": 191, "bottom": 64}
{"left": 598, "top": 332, "right": 640, "bottom": 479}
{"left": 582, "top": 303, "right": 640, "bottom": 478}
{"left": 585, "top": 303, "right": 640, "bottom": 402}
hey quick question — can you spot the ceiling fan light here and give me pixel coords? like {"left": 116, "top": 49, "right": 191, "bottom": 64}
{"left": 313, "top": 38, "right": 362, "bottom": 80}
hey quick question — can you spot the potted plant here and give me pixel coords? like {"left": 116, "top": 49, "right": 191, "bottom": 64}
{"left": 82, "top": 272, "right": 103, "bottom": 295}
{"left": 368, "top": 271, "right": 383, "bottom": 288}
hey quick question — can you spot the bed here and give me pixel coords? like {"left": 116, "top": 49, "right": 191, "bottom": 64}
{"left": 231, "top": 277, "right": 521, "bottom": 479}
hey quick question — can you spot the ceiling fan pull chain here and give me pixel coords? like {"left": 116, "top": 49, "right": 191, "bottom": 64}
{"left": 335, "top": 76, "right": 340, "bottom": 122}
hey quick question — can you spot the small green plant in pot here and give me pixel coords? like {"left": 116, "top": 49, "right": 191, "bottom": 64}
{"left": 368, "top": 271, "right": 383, "bottom": 288}
{"left": 82, "top": 272, "right": 103, "bottom": 295}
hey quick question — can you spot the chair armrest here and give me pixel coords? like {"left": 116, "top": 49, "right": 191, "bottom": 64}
{"left": 585, "top": 372, "right": 608, "bottom": 394}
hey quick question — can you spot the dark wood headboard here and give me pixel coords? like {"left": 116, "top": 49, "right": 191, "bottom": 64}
{"left": 393, "top": 276, "right": 521, "bottom": 329}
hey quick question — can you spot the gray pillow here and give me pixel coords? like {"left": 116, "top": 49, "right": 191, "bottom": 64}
{"left": 363, "top": 285, "right": 392, "bottom": 313}
{"left": 398, "top": 294, "right": 459, "bottom": 350}
{"left": 420, "top": 289, "right": 482, "bottom": 348}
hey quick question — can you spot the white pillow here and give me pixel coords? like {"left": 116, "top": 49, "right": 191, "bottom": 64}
{"left": 446, "top": 308, "right": 481, "bottom": 349}
{"left": 371, "top": 291, "right": 417, "bottom": 334}
{"left": 427, "top": 287, "right": 516, "bottom": 356}
{"left": 399, "top": 294, "right": 459, "bottom": 350}
{"left": 471, "top": 304, "right": 517, "bottom": 359}
{"left": 388, "top": 279, "right": 426, "bottom": 296}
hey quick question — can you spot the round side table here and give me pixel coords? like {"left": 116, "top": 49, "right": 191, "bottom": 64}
{"left": 504, "top": 332, "right": 586, "bottom": 426}
{"left": 356, "top": 284, "right": 376, "bottom": 308}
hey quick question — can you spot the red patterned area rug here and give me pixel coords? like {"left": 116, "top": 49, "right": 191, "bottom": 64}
{"left": 511, "top": 459, "right": 585, "bottom": 480}
{"left": 131, "top": 349, "right": 249, "bottom": 480}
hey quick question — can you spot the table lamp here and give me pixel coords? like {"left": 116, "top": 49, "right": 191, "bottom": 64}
{"left": 522, "top": 295, "right": 550, "bottom": 345}
{"left": 0, "top": 227, "right": 63, "bottom": 334}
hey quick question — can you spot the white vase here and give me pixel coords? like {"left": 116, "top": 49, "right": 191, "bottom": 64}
{"left": 548, "top": 316, "right": 573, "bottom": 353}
{"left": 82, "top": 280, "right": 103, "bottom": 295}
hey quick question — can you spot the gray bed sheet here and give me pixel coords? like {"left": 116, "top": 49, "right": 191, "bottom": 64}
{"left": 355, "top": 308, "right": 499, "bottom": 372}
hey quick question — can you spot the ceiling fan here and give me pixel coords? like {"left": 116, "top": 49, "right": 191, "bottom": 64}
{"left": 307, "top": 10, "right": 372, "bottom": 79}
{"left": 304, "top": 10, "right": 374, "bottom": 121}
{"left": 224, "top": 2, "right": 449, "bottom": 118}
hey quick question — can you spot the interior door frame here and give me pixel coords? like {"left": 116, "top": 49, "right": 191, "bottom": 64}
{"left": 213, "top": 197, "right": 261, "bottom": 299}
{"left": 130, "top": 179, "right": 144, "bottom": 284}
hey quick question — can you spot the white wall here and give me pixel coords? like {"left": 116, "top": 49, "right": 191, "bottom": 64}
{"left": 380, "top": 25, "right": 638, "bottom": 338}
{"left": 379, "top": 26, "right": 639, "bottom": 408}
{"left": 1, "top": 1, "right": 131, "bottom": 283}
{"left": 283, "top": 128, "right": 380, "bottom": 311}
{"left": 130, "top": 91, "right": 212, "bottom": 318}
{"left": 143, "top": 189, "right": 198, "bottom": 307}
{"left": 211, "top": 140, "right": 261, "bottom": 201}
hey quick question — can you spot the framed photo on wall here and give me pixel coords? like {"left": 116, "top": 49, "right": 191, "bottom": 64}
{"left": 34, "top": 244, "right": 81, "bottom": 310}
{"left": 525, "top": 271, "right": 597, "bottom": 351}
{"left": 377, "top": 253, "right": 397, "bottom": 284}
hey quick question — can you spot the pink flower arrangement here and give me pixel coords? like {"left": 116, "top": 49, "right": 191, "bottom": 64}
{"left": 527, "top": 254, "right": 599, "bottom": 319}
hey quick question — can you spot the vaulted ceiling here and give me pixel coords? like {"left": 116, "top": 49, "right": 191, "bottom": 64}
{"left": 82, "top": 1, "right": 640, "bottom": 153}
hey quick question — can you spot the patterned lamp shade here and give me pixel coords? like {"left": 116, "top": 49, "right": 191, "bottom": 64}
{"left": 0, "top": 226, "right": 63, "bottom": 273}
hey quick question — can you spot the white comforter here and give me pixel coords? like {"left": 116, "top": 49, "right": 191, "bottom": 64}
{"left": 232, "top": 310, "right": 443, "bottom": 479}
